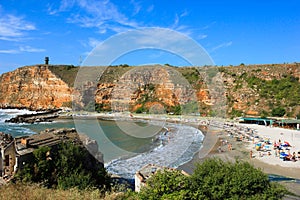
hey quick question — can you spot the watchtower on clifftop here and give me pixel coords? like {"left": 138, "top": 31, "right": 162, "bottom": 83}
{"left": 45, "top": 57, "right": 49, "bottom": 65}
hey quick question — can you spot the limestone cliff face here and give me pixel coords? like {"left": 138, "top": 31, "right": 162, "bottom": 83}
{"left": 222, "top": 63, "right": 300, "bottom": 117}
{"left": 94, "top": 66, "right": 203, "bottom": 112}
{"left": 1, "top": 63, "right": 299, "bottom": 118}
{"left": 0, "top": 65, "right": 72, "bottom": 110}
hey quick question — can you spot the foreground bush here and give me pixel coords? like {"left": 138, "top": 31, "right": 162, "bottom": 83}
{"left": 15, "top": 142, "right": 110, "bottom": 190}
{"left": 138, "top": 158, "right": 287, "bottom": 199}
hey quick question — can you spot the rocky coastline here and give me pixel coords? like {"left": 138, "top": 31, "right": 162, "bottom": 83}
{"left": 5, "top": 109, "right": 61, "bottom": 124}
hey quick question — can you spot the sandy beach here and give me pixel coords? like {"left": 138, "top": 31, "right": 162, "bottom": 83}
{"left": 60, "top": 112, "right": 300, "bottom": 196}
{"left": 178, "top": 121, "right": 300, "bottom": 197}
{"left": 244, "top": 124, "right": 300, "bottom": 168}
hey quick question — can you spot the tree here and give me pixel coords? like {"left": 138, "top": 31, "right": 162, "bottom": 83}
{"left": 15, "top": 142, "right": 110, "bottom": 190}
{"left": 271, "top": 107, "right": 286, "bottom": 117}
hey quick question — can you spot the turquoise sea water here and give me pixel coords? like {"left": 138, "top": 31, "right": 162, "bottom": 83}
{"left": 0, "top": 109, "right": 204, "bottom": 178}
{"left": 0, "top": 109, "right": 161, "bottom": 162}
{"left": 2, "top": 109, "right": 300, "bottom": 182}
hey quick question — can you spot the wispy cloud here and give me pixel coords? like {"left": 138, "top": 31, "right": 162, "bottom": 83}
{"left": 147, "top": 5, "right": 154, "bottom": 12}
{"left": 0, "top": 45, "right": 45, "bottom": 54}
{"left": 198, "top": 34, "right": 207, "bottom": 40}
{"left": 211, "top": 41, "right": 233, "bottom": 52}
{"left": 48, "top": 0, "right": 139, "bottom": 34}
{"left": 170, "top": 10, "right": 193, "bottom": 36}
{"left": 202, "top": 21, "right": 216, "bottom": 30}
{"left": 0, "top": 49, "right": 19, "bottom": 54}
{"left": 87, "top": 37, "right": 101, "bottom": 48}
{"left": 0, "top": 14, "right": 36, "bottom": 41}
{"left": 130, "top": 0, "right": 142, "bottom": 16}
{"left": 19, "top": 46, "right": 45, "bottom": 53}
{"left": 180, "top": 10, "right": 189, "bottom": 18}
{"left": 171, "top": 14, "right": 180, "bottom": 29}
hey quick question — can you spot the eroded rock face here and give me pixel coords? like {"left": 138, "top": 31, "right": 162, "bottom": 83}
{"left": 1, "top": 63, "right": 299, "bottom": 117}
{"left": 0, "top": 65, "right": 72, "bottom": 110}
{"left": 95, "top": 66, "right": 205, "bottom": 112}
{"left": 79, "top": 134, "right": 104, "bottom": 164}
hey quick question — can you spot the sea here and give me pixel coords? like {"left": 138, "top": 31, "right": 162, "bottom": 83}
{"left": 0, "top": 109, "right": 204, "bottom": 179}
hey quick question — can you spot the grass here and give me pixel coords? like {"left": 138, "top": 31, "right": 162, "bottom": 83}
{"left": 0, "top": 183, "right": 129, "bottom": 200}
{"left": 48, "top": 65, "right": 79, "bottom": 87}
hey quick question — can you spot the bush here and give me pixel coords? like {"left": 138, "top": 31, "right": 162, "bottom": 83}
{"left": 15, "top": 142, "right": 110, "bottom": 190}
{"left": 138, "top": 170, "right": 190, "bottom": 200}
{"left": 136, "top": 158, "right": 287, "bottom": 199}
{"left": 271, "top": 107, "right": 286, "bottom": 117}
{"left": 190, "top": 159, "right": 286, "bottom": 199}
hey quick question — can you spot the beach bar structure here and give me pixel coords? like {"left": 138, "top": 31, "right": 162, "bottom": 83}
{"left": 277, "top": 119, "right": 300, "bottom": 130}
{"left": 239, "top": 117, "right": 300, "bottom": 130}
{"left": 239, "top": 117, "right": 274, "bottom": 126}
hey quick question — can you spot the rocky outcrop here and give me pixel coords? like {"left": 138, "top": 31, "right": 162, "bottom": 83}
{"left": 5, "top": 109, "right": 61, "bottom": 124}
{"left": 0, "top": 65, "right": 72, "bottom": 110}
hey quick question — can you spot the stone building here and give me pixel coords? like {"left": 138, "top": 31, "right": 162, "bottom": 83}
{"left": 0, "top": 128, "right": 103, "bottom": 183}
{"left": 0, "top": 132, "right": 15, "bottom": 179}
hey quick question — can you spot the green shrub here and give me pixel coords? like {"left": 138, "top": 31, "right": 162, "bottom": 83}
{"left": 15, "top": 142, "right": 110, "bottom": 190}
{"left": 271, "top": 107, "right": 286, "bottom": 117}
{"left": 139, "top": 170, "right": 190, "bottom": 200}
{"left": 136, "top": 158, "right": 287, "bottom": 199}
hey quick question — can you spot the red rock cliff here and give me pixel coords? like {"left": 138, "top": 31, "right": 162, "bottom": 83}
{"left": 0, "top": 65, "right": 72, "bottom": 110}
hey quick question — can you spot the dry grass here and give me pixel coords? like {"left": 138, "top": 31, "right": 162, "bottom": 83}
{"left": 0, "top": 183, "right": 129, "bottom": 200}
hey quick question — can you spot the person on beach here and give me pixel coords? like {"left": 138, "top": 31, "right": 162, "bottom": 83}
{"left": 250, "top": 150, "right": 253, "bottom": 158}
{"left": 218, "top": 146, "right": 222, "bottom": 153}
{"left": 283, "top": 152, "right": 292, "bottom": 161}
{"left": 228, "top": 143, "right": 232, "bottom": 151}
{"left": 292, "top": 152, "right": 296, "bottom": 162}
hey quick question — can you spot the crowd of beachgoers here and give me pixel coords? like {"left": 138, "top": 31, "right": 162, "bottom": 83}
{"left": 215, "top": 122, "right": 300, "bottom": 168}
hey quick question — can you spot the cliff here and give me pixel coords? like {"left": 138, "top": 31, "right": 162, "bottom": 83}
{"left": 222, "top": 63, "right": 300, "bottom": 117}
{"left": 0, "top": 65, "right": 73, "bottom": 110}
{"left": 0, "top": 63, "right": 299, "bottom": 118}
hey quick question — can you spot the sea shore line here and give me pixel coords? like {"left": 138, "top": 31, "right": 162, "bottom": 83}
{"left": 177, "top": 120, "right": 300, "bottom": 197}
{"left": 59, "top": 111, "right": 300, "bottom": 177}
{"left": 7, "top": 109, "right": 300, "bottom": 196}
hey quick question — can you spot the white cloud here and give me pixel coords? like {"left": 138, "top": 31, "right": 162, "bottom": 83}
{"left": 47, "top": 0, "right": 76, "bottom": 15}
{"left": 211, "top": 41, "right": 233, "bottom": 52}
{"left": 0, "top": 49, "right": 19, "bottom": 54}
{"left": 170, "top": 11, "right": 193, "bottom": 36}
{"left": 171, "top": 14, "right": 179, "bottom": 29}
{"left": 0, "top": 14, "right": 36, "bottom": 41}
{"left": 198, "top": 34, "right": 207, "bottom": 40}
{"left": 180, "top": 10, "right": 189, "bottom": 18}
{"left": 0, "top": 45, "right": 45, "bottom": 54}
{"left": 19, "top": 46, "right": 45, "bottom": 53}
{"left": 88, "top": 38, "right": 101, "bottom": 48}
{"left": 130, "top": 0, "right": 142, "bottom": 16}
{"left": 50, "top": 0, "right": 139, "bottom": 34}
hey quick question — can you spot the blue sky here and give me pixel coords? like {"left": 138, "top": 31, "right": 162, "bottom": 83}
{"left": 0, "top": 0, "right": 299, "bottom": 74}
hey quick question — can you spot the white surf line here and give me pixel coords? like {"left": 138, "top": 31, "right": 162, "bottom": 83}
{"left": 105, "top": 123, "right": 204, "bottom": 179}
